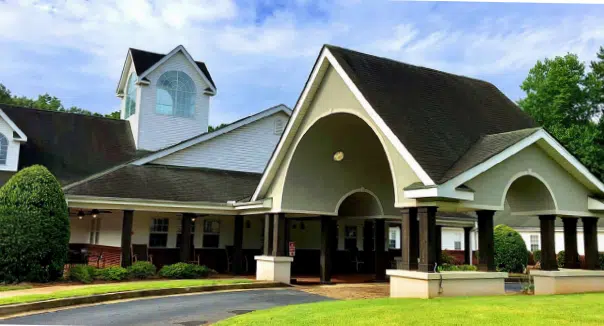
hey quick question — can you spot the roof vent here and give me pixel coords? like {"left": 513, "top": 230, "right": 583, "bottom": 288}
{"left": 274, "top": 118, "right": 285, "bottom": 135}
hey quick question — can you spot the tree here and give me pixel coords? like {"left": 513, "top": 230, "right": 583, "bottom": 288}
{"left": 0, "top": 165, "right": 69, "bottom": 283}
{"left": 518, "top": 51, "right": 604, "bottom": 181}
{"left": 493, "top": 224, "right": 529, "bottom": 273}
{"left": 208, "top": 123, "right": 229, "bottom": 132}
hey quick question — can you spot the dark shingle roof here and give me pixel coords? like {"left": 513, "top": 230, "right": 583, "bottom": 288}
{"left": 325, "top": 45, "right": 537, "bottom": 184}
{"left": 64, "top": 165, "right": 262, "bottom": 202}
{"left": 0, "top": 104, "right": 146, "bottom": 185}
{"left": 129, "top": 48, "right": 216, "bottom": 89}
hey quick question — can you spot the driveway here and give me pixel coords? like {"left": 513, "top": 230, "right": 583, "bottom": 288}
{"left": 1, "top": 289, "right": 331, "bottom": 326}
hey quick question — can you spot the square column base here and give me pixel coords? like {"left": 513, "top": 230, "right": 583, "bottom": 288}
{"left": 386, "top": 270, "right": 508, "bottom": 298}
{"left": 531, "top": 269, "right": 604, "bottom": 295}
{"left": 255, "top": 255, "right": 294, "bottom": 285}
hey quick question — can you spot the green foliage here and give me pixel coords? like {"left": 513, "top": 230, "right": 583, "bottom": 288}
{"left": 158, "top": 263, "right": 214, "bottom": 279}
{"left": 494, "top": 225, "right": 529, "bottom": 273}
{"left": 518, "top": 51, "right": 604, "bottom": 181}
{"left": 127, "top": 261, "right": 157, "bottom": 279}
{"left": 67, "top": 265, "right": 97, "bottom": 284}
{"left": 557, "top": 250, "right": 566, "bottom": 268}
{"left": 437, "top": 264, "right": 477, "bottom": 272}
{"left": 0, "top": 83, "right": 120, "bottom": 119}
{"left": 207, "top": 123, "right": 229, "bottom": 133}
{"left": 440, "top": 251, "right": 456, "bottom": 265}
{"left": 599, "top": 252, "right": 604, "bottom": 270}
{"left": 96, "top": 266, "right": 129, "bottom": 281}
{"left": 532, "top": 250, "right": 542, "bottom": 264}
{"left": 0, "top": 165, "right": 70, "bottom": 283}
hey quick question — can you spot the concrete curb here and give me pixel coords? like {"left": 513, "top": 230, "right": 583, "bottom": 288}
{"left": 0, "top": 281, "right": 287, "bottom": 317}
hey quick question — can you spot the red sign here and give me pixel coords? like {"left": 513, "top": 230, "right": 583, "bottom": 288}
{"left": 288, "top": 241, "right": 296, "bottom": 257}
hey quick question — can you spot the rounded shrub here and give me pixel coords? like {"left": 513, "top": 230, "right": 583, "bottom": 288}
{"left": 494, "top": 224, "right": 529, "bottom": 273}
{"left": 96, "top": 266, "right": 129, "bottom": 281}
{"left": 0, "top": 165, "right": 70, "bottom": 283}
{"left": 68, "top": 265, "right": 97, "bottom": 284}
{"left": 557, "top": 250, "right": 566, "bottom": 268}
{"left": 128, "top": 261, "right": 156, "bottom": 279}
{"left": 532, "top": 250, "right": 542, "bottom": 264}
{"left": 159, "top": 263, "right": 214, "bottom": 279}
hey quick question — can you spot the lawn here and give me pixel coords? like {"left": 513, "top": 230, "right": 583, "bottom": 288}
{"left": 0, "top": 279, "right": 251, "bottom": 306}
{"left": 215, "top": 293, "right": 604, "bottom": 326}
{"left": 0, "top": 285, "right": 32, "bottom": 292}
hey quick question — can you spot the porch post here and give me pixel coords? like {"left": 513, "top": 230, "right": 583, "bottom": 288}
{"left": 179, "top": 213, "right": 193, "bottom": 263}
{"left": 463, "top": 226, "right": 472, "bottom": 265}
{"left": 539, "top": 215, "right": 558, "bottom": 271}
{"left": 263, "top": 214, "right": 273, "bottom": 256}
{"left": 582, "top": 217, "right": 600, "bottom": 270}
{"left": 272, "top": 213, "right": 286, "bottom": 256}
{"left": 121, "top": 210, "right": 134, "bottom": 268}
{"left": 435, "top": 225, "right": 442, "bottom": 267}
{"left": 320, "top": 216, "right": 334, "bottom": 284}
{"left": 401, "top": 208, "right": 419, "bottom": 270}
{"left": 374, "top": 219, "right": 386, "bottom": 280}
{"left": 363, "top": 220, "right": 373, "bottom": 267}
{"left": 233, "top": 216, "right": 244, "bottom": 274}
{"left": 562, "top": 217, "right": 580, "bottom": 269}
{"left": 477, "top": 210, "right": 495, "bottom": 272}
{"left": 418, "top": 207, "right": 437, "bottom": 273}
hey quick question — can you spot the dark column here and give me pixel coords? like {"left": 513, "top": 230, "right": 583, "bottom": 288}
{"left": 232, "top": 216, "right": 244, "bottom": 274}
{"left": 121, "top": 210, "right": 134, "bottom": 268}
{"left": 374, "top": 219, "right": 386, "bottom": 280}
{"left": 401, "top": 208, "right": 419, "bottom": 270}
{"left": 179, "top": 213, "right": 193, "bottom": 263}
{"left": 418, "top": 207, "right": 437, "bottom": 273}
{"left": 263, "top": 214, "right": 273, "bottom": 256}
{"left": 562, "top": 218, "right": 580, "bottom": 269}
{"left": 463, "top": 227, "right": 472, "bottom": 265}
{"left": 363, "top": 220, "right": 373, "bottom": 268}
{"left": 272, "top": 213, "right": 286, "bottom": 256}
{"left": 320, "top": 216, "right": 334, "bottom": 284}
{"left": 539, "top": 215, "right": 558, "bottom": 271}
{"left": 435, "top": 225, "right": 442, "bottom": 267}
{"left": 477, "top": 210, "right": 495, "bottom": 272}
{"left": 583, "top": 217, "right": 600, "bottom": 270}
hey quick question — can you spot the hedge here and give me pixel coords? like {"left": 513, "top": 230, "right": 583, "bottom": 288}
{"left": 0, "top": 165, "right": 69, "bottom": 283}
{"left": 494, "top": 224, "right": 528, "bottom": 273}
{"left": 68, "top": 265, "right": 97, "bottom": 284}
{"left": 128, "top": 261, "right": 156, "bottom": 279}
{"left": 159, "top": 263, "right": 214, "bottom": 279}
{"left": 96, "top": 266, "right": 129, "bottom": 281}
{"left": 437, "top": 264, "right": 477, "bottom": 272}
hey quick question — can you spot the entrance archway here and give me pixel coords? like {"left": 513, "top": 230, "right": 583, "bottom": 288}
{"left": 502, "top": 173, "right": 557, "bottom": 215}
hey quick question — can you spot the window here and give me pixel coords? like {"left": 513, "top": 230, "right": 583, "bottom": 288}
{"left": 89, "top": 218, "right": 101, "bottom": 244}
{"left": 149, "top": 218, "right": 169, "bottom": 248}
{"left": 125, "top": 72, "right": 136, "bottom": 118}
{"left": 203, "top": 220, "right": 220, "bottom": 248}
{"left": 344, "top": 226, "right": 358, "bottom": 250}
{"left": 530, "top": 235, "right": 540, "bottom": 252}
{"left": 176, "top": 217, "right": 196, "bottom": 248}
{"left": 0, "top": 133, "right": 7, "bottom": 165}
{"left": 389, "top": 227, "right": 399, "bottom": 249}
{"left": 454, "top": 241, "right": 462, "bottom": 250}
{"left": 156, "top": 71, "right": 196, "bottom": 118}
{"left": 274, "top": 118, "right": 285, "bottom": 135}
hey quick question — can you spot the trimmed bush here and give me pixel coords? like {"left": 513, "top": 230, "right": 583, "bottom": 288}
{"left": 0, "top": 165, "right": 70, "bottom": 283}
{"left": 128, "top": 261, "right": 156, "bottom": 279}
{"left": 440, "top": 251, "right": 456, "bottom": 265}
{"left": 438, "top": 264, "right": 477, "bottom": 272}
{"left": 68, "top": 265, "right": 97, "bottom": 284}
{"left": 557, "top": 250, "right": 566, "bottom": 268}
{"left": 600, "top": 253, "right": 604, "bottom": 270}
{"left": 96, "top": 266, "right": 129, "bottom": 281}
{"left": 532, "top": 250, "right": 541, "bottom": 264}
{"left": 159, "top": 263, "right": 214, "bottom": 279}
{"left": 494, "top": 225, "right": 529, "bottom": 273}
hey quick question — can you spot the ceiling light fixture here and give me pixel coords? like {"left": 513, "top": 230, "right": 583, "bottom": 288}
{"left": 77, "top": 210, "right": 85, "bottom": 220}
{"left": 91, "top": 209, "right": 99, "bottom": 218}
{"left": 333, "top": 151, "right": 344, "bottom": 162}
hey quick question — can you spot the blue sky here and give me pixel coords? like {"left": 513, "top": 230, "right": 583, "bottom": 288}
{"left": 1, "top": 0, "right": 604, "bottom": 124}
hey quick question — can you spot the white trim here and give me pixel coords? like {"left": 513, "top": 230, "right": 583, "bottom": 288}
{"left": 115, "top": 50, "right": 133, "bottom": 95}
{"left": 0, "top": 109, "right": 27, "bottom": 142}
{"left": 500, "top": 170, "right": 559, "bottom": 210}
{"left": 66, "top": 195, "right": 235, "bottom": 214}
{"left": 131, "top": 105, "right": 292, "bottom": 165}
{"left": 334, "top": 188, "right": 385, "bottom": 217}
{"left": 588, "top": 197, "right": 604, "bottom": 211}
{"left": 511, "top": 210, "right": 602, "bottom": 218}
{"left": 138, "top": 45, "right": 217, "bottom": 94}
{"left": 251, "top": 47, "right": 434, "bottom": 201}
{"left": 403, "top": 187, "right": 474, "bottom": 201}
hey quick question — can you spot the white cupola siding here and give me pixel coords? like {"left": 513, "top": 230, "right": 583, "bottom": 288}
{"left": 122, "top": 51, "right": 212, "bottom": 151}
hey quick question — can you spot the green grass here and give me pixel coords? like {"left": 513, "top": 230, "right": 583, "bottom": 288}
{"left": 0, "top": 284, "right": 33, "bottom": 292}
{"left": 0, "top": 279, "right": 251, "bottom": 306}
{"left": 215, "top": 293, "right": 604, "bottom": 326}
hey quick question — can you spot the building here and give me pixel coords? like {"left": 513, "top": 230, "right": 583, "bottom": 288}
{"left": 1, "top": 44, "right": 603, "bottom": 296}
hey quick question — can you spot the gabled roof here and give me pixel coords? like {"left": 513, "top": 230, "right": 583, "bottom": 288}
{"left": 64, "top": 165, "right": 262, "bottom": 202}
{"left": 132, "top": 104, "right": 291, "bottom": 165}
{"left": 325, "top": 45, "right": 537, "bottom": 184}
{"left": 0, "top": 108, "right": 27, "bottom": 142}
{"left": 0, "top": 104, "right": 147, "bottom": 185}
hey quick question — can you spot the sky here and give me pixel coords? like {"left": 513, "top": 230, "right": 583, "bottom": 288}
{"left": 1, "top": 0, "right": 604, "bottom": 125}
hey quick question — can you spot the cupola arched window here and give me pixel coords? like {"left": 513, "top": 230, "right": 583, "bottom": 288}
{"left": 156, "top": 71, "right": 196, "bottom": 118}
{"left": 0, "top": 133, "right": 8, "bottom": 165}
{"left": 125, "top": 72, "right": 137, "bottom": 118}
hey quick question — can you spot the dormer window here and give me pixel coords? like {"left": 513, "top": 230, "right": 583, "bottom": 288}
{"left": 125, "top": 72, "right": 136, "bottom": 118}
{"left": 0, "top": 133, "right": 7, "bottom": 165}
{"left": 156, "top": 71, "right": 196, "bottom": 118}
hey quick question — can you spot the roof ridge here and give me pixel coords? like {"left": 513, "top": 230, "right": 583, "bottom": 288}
{"left": 0, "top": 103, "right": 125, "bottom": 123}
{"left": 483, "top": 127, "right": 542, "bottom": 138}
{"left": 144, "top": 164, "right": 263, "bottom": 175}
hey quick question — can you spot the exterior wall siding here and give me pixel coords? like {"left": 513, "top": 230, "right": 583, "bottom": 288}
{"left": 137, "top": 52, "right": 211, "bottom": 151}
{"left": 152, "top": 112, "right": 289, "bottom": 173}
{"left": 519, "top": 230, "right": 604, "bottom": 255}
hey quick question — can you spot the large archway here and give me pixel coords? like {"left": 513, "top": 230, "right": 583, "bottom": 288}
{"left": 503, "top": 173, "right": 557, "bottom": 215}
